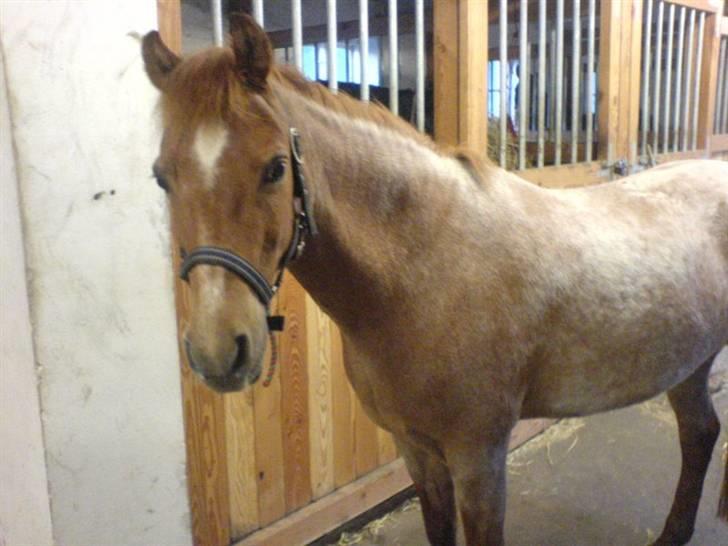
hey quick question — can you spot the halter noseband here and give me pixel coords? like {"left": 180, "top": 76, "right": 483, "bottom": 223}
{"left": 178, "top": 128, "right": 317, "bottom": 384}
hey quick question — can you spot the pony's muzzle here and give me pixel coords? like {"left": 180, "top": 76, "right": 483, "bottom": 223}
{"left": 184, "top": 333, "right": 251, "bottom": 392}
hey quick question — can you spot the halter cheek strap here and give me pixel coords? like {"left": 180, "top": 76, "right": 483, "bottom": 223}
{"left": 178, "top": 127, "right": 317, "bottom": 385}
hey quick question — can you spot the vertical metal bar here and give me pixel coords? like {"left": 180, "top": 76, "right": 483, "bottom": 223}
{"left": 389, "top": 0, "right": 399, "bottom": 115}
{"left": 519, "top": 0, "right": 528, "bottom": 169}
{"left": 360, "top": 0, "right": 369, "bottom": 101}
{"left": 211, "top": 0, "right": 223, "bottom": 46}
{"left": 550, "top": 28, "right": 556, "bottom": 136}
{"left": 327, "top": 0, "right": 338, "bottom": 92}
{"left": 555, "top": 0, "right": 564, "bottom": 166}
{"left": 723, "top": 40, "right": 728, "bottom": 133}
{"left": 500, "top": 0, "right": 508, "bottom": 167}
{"left": 662, "top": 3, "right": 674, "bottom": 153}
{"left": 716, "top": 38, "right": 727, "bottom": 133}
{"left": 253, "top": 0, "right": 264, "bottom": 26}
{"left": 653, "top": 1, "right": 664, "bottom": 154}
{"left": 691, "top": 11, "right": 705, "bottom": 149}
{"left": 292, "top": 0, "right": 303, "bottom": 70}
{"left": 682, "top": 8, "right": 695, "bottom": 150}
{"left": 586, "top": 0, "right": 595, "bottom": 163}
{"left": 641, "top": 0, "right": 654, "bottom": 158}
{"left": 537, "top": 0, "right": 546, "bottom": 167}
{"left": 672, "top": 6, "right": 685, "bottom": 152}
{"left": 415, "top": 0, "right": 424, "bottom": 131}
{"left": 570, "top": 0, "right": 581, "bottom": 163}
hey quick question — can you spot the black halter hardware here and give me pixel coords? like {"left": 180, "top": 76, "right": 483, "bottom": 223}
{"left": 179, "top": 127, "right": 317, "bottom": 334}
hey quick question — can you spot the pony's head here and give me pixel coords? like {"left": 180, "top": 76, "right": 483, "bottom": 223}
{"left": 143, "top": 14, "right": 300, "bottom": 392}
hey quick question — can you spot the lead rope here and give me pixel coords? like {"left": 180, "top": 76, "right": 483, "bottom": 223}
{"left": 263, "top": 330, "right": 278, "bottom": 387}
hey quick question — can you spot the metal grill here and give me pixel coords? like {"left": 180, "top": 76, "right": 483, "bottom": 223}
{"left": 715, "top": 36, "right": 728, "bottom": 135}
{"left": 639, "top": 0, "right": 708, "bottom": 156}
{"left": 201, "top": 0, "right": 428, "bottom": 133}
{"left": 494, "top": 0, "right": 600, "bottom": 170}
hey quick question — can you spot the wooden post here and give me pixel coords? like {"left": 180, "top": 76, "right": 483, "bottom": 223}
{"left": 156, "top": 2, "right": 232, "bottom": 545}
{"left": 597, "top": 0, "right": 645, "bottom": 172}
{"left": 433, "top": 0, "right": 488, "bottom": 151}
{"left": 697, "top": 9, "right": 724, "bottom": 150}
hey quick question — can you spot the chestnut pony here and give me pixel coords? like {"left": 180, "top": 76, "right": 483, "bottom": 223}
{"left": 142, "top": 14, "right": 728, "bottom": 546}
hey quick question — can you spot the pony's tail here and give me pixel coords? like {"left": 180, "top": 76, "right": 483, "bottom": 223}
{"left": 720, "top": 441, "right": 728, "bottom": 522}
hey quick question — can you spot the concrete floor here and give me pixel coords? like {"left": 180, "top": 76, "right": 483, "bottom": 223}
{"left": 328, "top": 352, "right": 728, "bottom": 546}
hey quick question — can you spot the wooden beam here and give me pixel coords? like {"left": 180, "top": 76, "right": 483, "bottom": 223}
{"left": 665, "top": 0, "right": 723, "bottom": 13}
{"left": 156, "top": 3, "right": 232, "bottom": 545}
{"left": 710, "top": 132, "right": 728, "bottom": 151}
{"left": 697, "top": 12, "right": 723, "bottom": 147}
{"left": 520, "top": 162, "right": 604, "bottom": 188}
{"left": 597, "top": 0, "right": 622, "bottom": 165}
{"left": 458, "top": 0, "right": 488, "bottom": 151}
{"left": 433, "top": 0, "right": 459, "bottom": 146}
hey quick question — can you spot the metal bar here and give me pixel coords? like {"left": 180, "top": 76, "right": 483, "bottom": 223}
{"left": 519, "top": 0, "right": 528, "bottom": 169}
{"left": 550, "top": 28, "right": 556, "bottom": 136}
{"left": 537, "top": 0, "right": 546, "bottom": 167}
{"left": 500, "top": 0, "right": 508, "bottom": 167}
{"left": 211, "top": 0, "right": 223, "bottom": 46}
{"left": 672, "top": 6, "right": 686, "bottom": 152}
{"left": 253, "top": 0, "right": 264, "bottom": 26}
{"left": 663, "top": 2, "right": 674, "bottom": 153}
{"left": 723, "top": 40, "right": 728, "bottom": 133}
{"left": 586, "top": 0, "right": 595, "bottom": 163}
{"left": 641, "top": 0, "right": 654, "bottom": 157}
{"left": 691, "top": 11, "right": 705, "bottom": 149}
{"left": 327, "top": 0, "right": 338, "bottom": 92}
{"left": 681, "top": 8, "right": 695, "bottom": 150}
{"left": 389, "top": 0, "right": 399, "bottom": 115}
{"left": 653, "top": 1, "right": 664, "bottom": 154}
{"left": 555, "top": 0, "right": 564, "bottom": 166}
{"left": 360, "top": 0, "right": 369, "bottom": 101}
{"left": 415, "top": 0, "right": 424, "bottom": 131}
{"left": 570, "top": 0, "right": 581, "bottom": 163}
{"left": 716, "top": 38, "right": 727, "bottom": 133}
{"left": 292, "top": 0, "right": 303, "bottom": 70}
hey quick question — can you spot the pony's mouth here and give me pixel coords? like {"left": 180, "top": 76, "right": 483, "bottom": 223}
{"left": 199, "top": 356, "right": 263, "bottom": 393}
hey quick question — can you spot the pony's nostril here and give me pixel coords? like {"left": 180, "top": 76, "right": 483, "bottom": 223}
{"left": 231, "top": 335, "right": 249, "bottom": 375}
{"left": 184, "top": 338, "right": 203, "bottom": 374}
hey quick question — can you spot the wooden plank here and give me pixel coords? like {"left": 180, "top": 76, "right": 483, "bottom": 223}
{"left": 458, "top": 0, "right": 488, "bottom": 151}
{"left": 252, "top": 342, "right": 286, "bottom": 527}
{"left": 520, "top": 162, "right": 604, "bottom": 188}
{"left": 331, "top": 324, "right": 356, "bottom": 488}
{"left": 354, "top": 397, "right": 380, "bottom": 478}
{"left": 278, "top": 276, "right": 312, "bottom": 512}
{"left": 233, "top": 419, "right": 554, "bottom": 546}
{"left": 157, "top": 3, "right": 231, "bottom": 545}
{"left": 225, "top": 390, "right": 259, "bottom": 539}
{"left": 306, "top": 294, "right": 335, "bottom": 500}
{"left": 377, "top": 428, "right": 399, "bottom": 466}
{"left": 233, "top": 459, "right": 412, "bottom": 546}
{"left": 697, "top": 12, "right": 723, "bottom": 147}
{"left": 616, "top": 0, "right": 634, "bottom": 161}
{"left": 597, "top": 0, "right": 623, "bottom": 165}
{"left": 710, "top": 132, "right": 728, "bottom": 150}
{"left": 433, "top": 0, "right": 459, "bottom": 146}
{"left": 667, "top": 0, "right": 723, "bottom": 13}
{"left": 626, "top": 0, "right": 645, "bottom": 166}
{"left": 652, "top": 148, "right": 710, "bottom": 160}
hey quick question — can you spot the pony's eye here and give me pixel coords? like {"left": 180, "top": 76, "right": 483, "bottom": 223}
{"left": 262, "top": 156, "right": 286, "bottom": 185}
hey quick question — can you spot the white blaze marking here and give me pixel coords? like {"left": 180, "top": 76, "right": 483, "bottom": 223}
{"left": 193, "top": 123, "right": 228, "bottom": 189}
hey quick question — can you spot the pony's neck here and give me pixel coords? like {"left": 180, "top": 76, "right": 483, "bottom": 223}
{"left": 273, "top": 82, "right": 473, "bottom": 334}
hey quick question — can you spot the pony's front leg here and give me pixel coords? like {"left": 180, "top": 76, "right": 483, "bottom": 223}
{"left": 396, "top": 436, "right": 457, "bottom": 546}
{"left": 446, "top": 432, "right": 511, "bottom": 546}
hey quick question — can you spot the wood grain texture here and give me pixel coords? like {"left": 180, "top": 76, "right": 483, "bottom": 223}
{"left": 331, "top": 324, "right": 356, "bottom": 488}
{"left": 433, "top": 0, "right": 459, "bottom": 146}
{"left": 252, "top": 341, "right": 286, "bottom": 527}
{"left": 626, "top": 0, "right": 644, "bottom": 166}
{"left": 278, "top": 276, "right": 312, "bottom": 511}
{"left": 225, "top": 390, "right": 259, "bottom": 539}
{"left": 233, "top": 459, "right": 413, "bottom": 546}
{"left": 306, "top": 294, "right": 335, "bottom": 500}
{"left": 520, "top": 162, "right": 604, "bottom": 188}
{"left": 458, "top": 0, "right": 489, "bottom": 151}
{"left": 698, "top": 13, "right": 724, "bottom": 146}
{"left": 156, "top": 0, "right": 181, "bottom": 52}
{"left": 377, "top": 428, "right": 399, "bottom": 466}
{"left": 598, "top": 0, "right": 623, "bottom": 165}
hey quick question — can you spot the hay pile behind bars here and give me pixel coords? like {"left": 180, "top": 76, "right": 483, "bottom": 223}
{"left": 486, "top": 117, "right": 524, "bottom": 170}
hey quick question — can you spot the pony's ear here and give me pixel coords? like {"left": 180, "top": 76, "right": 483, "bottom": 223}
{"left": 229, "top": 13, "right": 272, "bottom": 91}
{"left": 142, "top": 31, "right": 180, "bottom": 91}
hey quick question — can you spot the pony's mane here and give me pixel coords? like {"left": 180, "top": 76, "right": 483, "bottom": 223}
{"left": 159, "top": 47, "right": 493, "bottom": 181}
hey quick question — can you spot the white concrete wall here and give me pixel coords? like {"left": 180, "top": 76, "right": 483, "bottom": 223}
{"left": 0, "top": 2, "right": 191, "bottom": 545}
{"left": 0, "top": 44, "right": 54, "bottom": 546}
